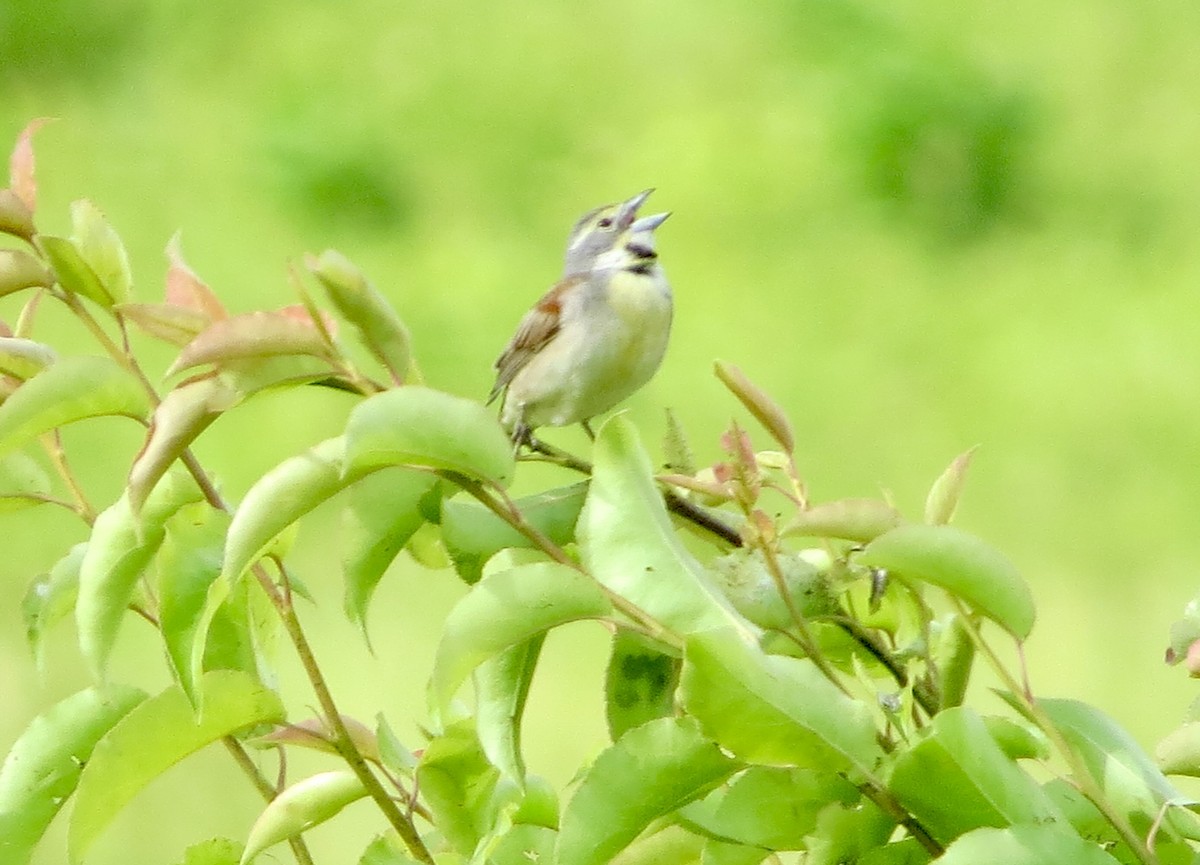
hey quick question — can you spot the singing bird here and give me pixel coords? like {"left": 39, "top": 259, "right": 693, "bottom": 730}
{"left": 489, "top": 200, "right": 672, "bottom": 446}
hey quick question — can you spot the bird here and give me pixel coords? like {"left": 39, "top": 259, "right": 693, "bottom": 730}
{"left": 561, "top": 188, "right": 655, "bottom": 276}
{"left": 489, "top": 205, "right": 672, "bottom": 447}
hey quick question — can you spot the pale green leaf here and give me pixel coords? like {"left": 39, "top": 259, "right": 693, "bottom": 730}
{"left": 475, "top": 636, "right": 544, "bottom": 785}
{"left": 935, "top": 823, "right": 1121, "bottom": 865}
{"left": 22, "top": 542, "right": 86, "bottom": 670}
{"left": 0, "top": 337, "right": 55, "bottom": 380}
{"left": 167, "top": 310, "right": 333, "bottom": 377}
{"left": 240, "top": 771, "right": 367, "bottom": 864}
{"left": 37, "top": 235, "right": 113, "bottom": 308}
{"left": 69, "top": 199, "right": 132, "bottom": 303}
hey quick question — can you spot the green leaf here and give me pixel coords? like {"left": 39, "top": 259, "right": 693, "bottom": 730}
{"left": 859, "top": 524, "right": 1035, "bottom": 640}
{"left": 116, "top": 302, "right": 210, "bottom": 346}
{"left": 128, "top": 376, "right": 239, "bottom": 514}
{"left": 932, "top": 614, "right": 975, "bottom": 710}
{"left": 1157, "top": 721, "right": 1200, "bottom": 777}
{"left": 713, "top": 360, "right": 794, "bottom": 454}
{"left": 0, "top": 685, "right": 146, "bottom": 865}
{"left": 611, "top": 825, "right": 705, "bottom": 865}
{"left": 0, "top": 336, "right": 56, "bottom": 380}
{"left": 68, "top": 671, "right": 286, "bottom": 864}
{"left": 0, "top": 355, "right": 151, "bottom": 458}
{"left": 359, "top": 832, "right": 422, "bottom": 865}
{"left": 416, "top": 721, "right": 501, "bottom": 855}
{"left": 605, "top": 628, "right": 680, "bottom": 741}
{"left": 37, "top": 235, "right": 114, "bottom": 308}
{"left": 342, "top": 467, "right": 437, "bottom": 636}
{"left": 934, "top": 823, "right": 1122, "bottom": 865}
{"left": 782, "top": 498, "right": 904, "bottom": 543}
{"left": 166, "top": 310, "right": 334, "bottom": 377}
{"left": 579, "top": 417, "right": 754, "bottom": 638}
{"left": 440, "top": 482, "right": 587, "bottom": 584}
{"left": 490, "top": 824, "right": 558, "bottom": 865}
{"left": 307, "top": 249, "right": 412, "bottom": 385}
{"left": 344, "top": 386, "right": 514, "bottom": 487}
{"left": 680, "top": 629, "right": 882, "bottom": 772}
{"left": 888, "top": 707, "right": 1064, "bottom": 846}
{"left": 174, "top": 837, "right": 243, "bottom": 865}
{"left": 924, "top": 447, "right": 978, "bottom": 526}
{"left": 700, "top": 840, "right": 770, "bottom": 865}
{"left": 22, "top": 542, "right": 86, "bottom": 670}
{"left": 223, "top": 437, "right": 351, "bottom": 583}
{"left": 0, "top": 450, "right": 53, "bottom": 513}
{"left": 69, "top": 199, "right": 132, "bottom": 304}
{"left": 803, "top": 798, "right": 897, "bottom": 865}
{"left": 475, "top": 636, "right": 544, "bottom": 786}
{"left": 557, "top": 717, "right": 740, "bottom": 865}
{"left": 77, "top": 473, "right": 205, "bottom": 680}
{"left": 0, "top": 249, "right": 53, "bottom": 298}
{"left": 429, "top": 562, "right": 610, "bottom": 718}
{"left": 240, "top": 771, "right": 367, "bottom": 864}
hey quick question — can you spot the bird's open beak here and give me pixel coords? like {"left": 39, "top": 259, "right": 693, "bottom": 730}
{"left": 616, "top": 188, "right": 655, "bottom": 229}
{"left": 630, "top": 211, "right": 671, "bottom": 233}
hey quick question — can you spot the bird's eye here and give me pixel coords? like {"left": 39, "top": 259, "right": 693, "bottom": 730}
{"left": 597, "top": 217, "right": 613, "bottom": 229}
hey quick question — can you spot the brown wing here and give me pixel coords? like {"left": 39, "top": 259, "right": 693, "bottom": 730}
{"left": 487, "top": 275, "right": 584, "bottom": 404}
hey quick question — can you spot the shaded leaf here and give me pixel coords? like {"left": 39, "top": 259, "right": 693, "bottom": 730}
{"left": 69, "top": 200, "right": 132, "bottom": 303}
{"left": 933, "top": 613, "right": 975, "bottom": 710}
{"left": 166, "top": 233, "right": 227, "bottom": 320}
{"left": 68, "top": 671, "right": 286, "bottom": 864}
{"left": 307, "top": 249, "right": 411, "bottom": 384}
{"left": 557, "top": 717, "right": 740, "bottom": 865}
{"left": 579, "top": 417, "right": 753, "bottom": 638}
{"left": 416, "top": 721, "right": 501, "bottom": 855}
{"left": 223, "top": 437, "right": 350, "bottom": 584}
{"left": 167, "top": 310, "right": 334, "bottom": 377}
{"left": 342, "top": 467, "right": 437, "bottom": 636}
{"left": 218, "top": 354, "right": 339, "bottom": 396}
{"left": 440, "top": 482, "right": 587, "bottom": 584}
{"left": 359, "top": 832, "right": 422, "bottom": 865}
{"left": 76, "top": 472, "right": 204, "bottom": 681}
{"left": 0, "top": 188, "right": 35, "bottom": 242}
{"left": 475, "top": 636, "right": 544, "bottom": 785}
{"left": 801, "top": 797, "right": 896, "bottom": 865}
{"left": 888, "top": 707, "right": 1063, "bottom": 846}
{"left": 343, "top": 386, "right": 514, "bottom": 487}
{"left": 0, "top": 337, "right": 56, "bottom": 380}
{"left": 713, "top": 360, "right": 794, "bottom": 454}
{"left": 609, "top": 825, "right": 705, "bottom": 865}
{"left": 935, "top": 823, "right": 1122, "bottom": 865}
{"left": 859, "top": 524, "right": 1035, "bottom": 639}
{"left": 128, "top": 376, "right": 239, "bottom": 513}
{"left": 0, "top": 685, "right": 145, "bottom": 865}
{"left": 0, "top": 250, "right": 53, "bottom": 298}
{"left": 0, "top": 355, "right": 150, "bottom": 458}
{"left": 429, "top": 562, "right": 610, "bottom": 718}
{"left": 783, "top": 498, "right": 903, "bottom": 543}
{"left": 252, "top": 715, "right": 380, "bottom": 765}
{"left": 491, "top": 824, "right": 558, "bottom": 865}
{"left": 22, "top": 542, "right": 86, "bottom": 670}
{"left": 680, "top": 629, "right": 882, "bottom": 772}
{"left": 117, "top": 302, "right": 211, "bottom": 346}
{"left": 37, "top": 235, "right": 113, "bottom": 308}
{"left": 925, "top": 446, "right": 978, "bottom": 526}
{"left": 605, "top": 628, "right": 680, "bottom": 742}
{"left": 240, "top": 771, "right": 367, "bottom": 864}
{"left": 0, "top": 450, "right": 53, "bottom": 513}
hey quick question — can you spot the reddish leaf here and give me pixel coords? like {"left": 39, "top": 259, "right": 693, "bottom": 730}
{"left": 714, "top": 360, "right": 795, "bottom": 454}
{"left": 164, "top": 233, "right": 226, "bottom": 321}
{"left": 0, "top": 189, "right": 35, "bottom": 242}
{"left": 127, "top": 376, "right": 239, "bottom": 513}
{"left": 277, "top": 302, "right": 338, "bottom": 340}
{"left": 166, "top": 311, "right": 335, "bottom": 377}
{"left": 116, "top": 302, "right": 211, "bottom": 347}
{"left": 9, "top": 118, "right": 53, "bottom": 213}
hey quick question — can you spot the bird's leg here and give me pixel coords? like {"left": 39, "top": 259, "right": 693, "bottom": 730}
{"left": 581, "top": 419, "right": 596, "bottom": 441}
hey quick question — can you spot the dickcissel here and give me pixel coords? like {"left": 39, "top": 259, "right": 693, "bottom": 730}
{"left": 489, "top": 199, "right": 672, "bottom": 445}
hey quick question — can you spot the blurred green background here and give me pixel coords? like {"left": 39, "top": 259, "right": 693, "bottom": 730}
{"left": 4, "top": 0, "right": 1200, "bottom": 861}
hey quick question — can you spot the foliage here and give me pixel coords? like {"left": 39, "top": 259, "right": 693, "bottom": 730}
{"left": 2, "top": 121, "right": 1200, "bottom": 865}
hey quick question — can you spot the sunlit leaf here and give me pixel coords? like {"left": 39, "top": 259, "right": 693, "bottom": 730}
{"left": 307, "top": 249, "right": 412, "bottom": 385}
{"left": 342, "top": 467, "right": 438, "bottom": 637}
{"left": 605, "top": 628, "right": 680, "bottom": 742}
{"left": 37, "top": 235, "right": 114, "bottom": 307}
{"left": 491, "top": 824, "right": 558, "bottom": 865}
{"left": 76, "top": 473, "right": 205, "bottom": 681}
{"left": 9, "top": 118, "right": 52, "bottom": 213}
{"left": 174, "top": 837, "right": 243, "bottom": 865}
{"left": 166, "top": 310, "right": 334, "bottom": 377}
{"left": 579, "top": 416, "right": 753, "bottom": 638}
{"left": 680, "top": 629, "right": 882, "bottom": 772}
{"left": 0, "top": 250, "right": 53, "bottom": 298}
{"left": 1158, "top": 721, "right": 1200, "bottom": 777}
{"left": 251, "top": 715, "right": 380, "bottom": 765}
{"left": 240, "top": 771, "right": 367, "bottom": 865}
{"left": 429, "top": 562, "right": 610, "bottom": 717}
{"left": 417, "top": 721, "right": 501, "bottom": 855}
{"left": 782, "top": 498, "right": 903, "bottom": 543}
{"left": 117, "top": 302, "right": 211, "bottom": 346}
{"left": 925, "top": 446, "right": 978, "bottom": 526}
{"left": 888, "top": 707, "right": 1063, "bottom": 846}
{"left": 609, "top": 824, "right": 705, "bottom": 865}
{"left": 68, "top": 671, "right": 286, "bottom": 864}
{"left": 218, "top": 354, "right": 339, "bottom": 396}
{"left": 0, "top": 356, "right": 150, "bottom": 459}
{"left": 128, "top": 376, "right": 239, "bottom": 514}
{"left": 475, "top": 636, "right": 544, "bottom": 784}
{"left": 440, "top": 482, "right": 587, "bottom": 584}
{"left": 714, "top": 360, "right": 794, "bottom": 454}
{"left": 0, "top": 337, "right": 55, "bottom": 380}
{"left": 557, "top": 717, "right": 740, "bottom": 865}
{"left": 343, "top": 386, "right": 514, "bottom": 487}
{"left": 165, "top": 233, "right": 227, "bottom": 320}
{"left": 934, "top": 823, "right": 1122, "bottom": 865}
{"left": 69, "top": 200, "right": 132, "bottom": 304}
{"left": 22, "top": 543, "right": 86, "bottom": 670}
{"left": 0, "top": 686, "right": 146, "bottom": 865}
{"left": 359, "top": 832, "right": 422, "bottom": 865}
{"left": 932, "top": 614, "right": 975, "bottom": 710}
{"left": 859, "top": 524, "right": 1035, "bottom": 639}
{"left": 223, "top": 437, "right": 350, "bottom": 583}
{"left": 803, "top": 796, "right": 896, "bottom": 865}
